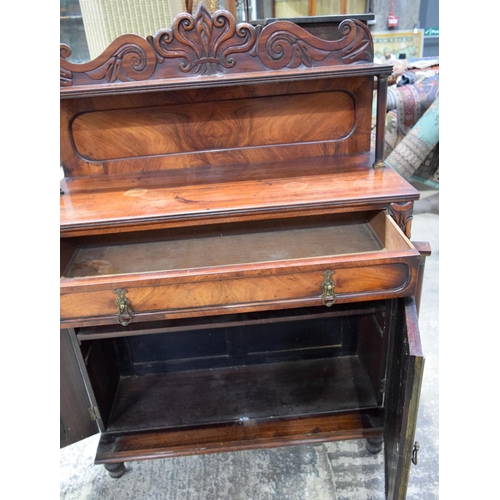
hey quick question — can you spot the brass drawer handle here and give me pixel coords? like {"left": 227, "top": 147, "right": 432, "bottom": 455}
{"left": 114, "top": 289, "right": 134, "bottom": 326}
{"left": 321, "top": 270, "right": 337, "bottom": 307}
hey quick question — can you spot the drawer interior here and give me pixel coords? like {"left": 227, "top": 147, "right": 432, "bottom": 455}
{"left": 61, "top": 211, "right": 411, "bottom": 279}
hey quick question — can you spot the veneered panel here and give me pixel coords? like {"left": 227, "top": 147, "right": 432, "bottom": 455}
{"left": 71, "top": 91, "right": 356, "bottom": 161}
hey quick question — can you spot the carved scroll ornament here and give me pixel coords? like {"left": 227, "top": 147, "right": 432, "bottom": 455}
{"left": 389, "top": 202, "right": 414, "bottom": 239}
{"left": 61, "top": 3, "right": 374, "bottom": 87}
{"left": 60, "top": 36, "right": 158, "bottom": 87}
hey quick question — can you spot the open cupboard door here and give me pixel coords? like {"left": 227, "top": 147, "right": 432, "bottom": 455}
{"left": 384, "top": 297, "right": 425, "bottom": 499}
{"left": 60, "top": 329, "right": 99, "bottom": 447}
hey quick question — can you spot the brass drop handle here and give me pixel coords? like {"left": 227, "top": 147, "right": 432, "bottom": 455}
{"left": 321, "top": 270, "right": 337, "bottom": 307}
{"left": 114, "top": 288, "right": 134, "bottom": 326}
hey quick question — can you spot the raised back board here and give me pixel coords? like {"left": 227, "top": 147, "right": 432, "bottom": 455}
{"left": 60, "top": 4, "right": 392, "bottom": 178}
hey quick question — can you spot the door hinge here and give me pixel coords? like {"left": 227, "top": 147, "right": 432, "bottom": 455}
{"left": 60, "top": 418, "right": 67, "bottom": 441}
{"left": 380, "top": 378, "right": 387, "bottom": 392}
{"left": 88, "top": 406, "right": 101, "bottom": 421}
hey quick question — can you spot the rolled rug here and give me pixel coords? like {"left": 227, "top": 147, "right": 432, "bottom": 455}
{"left": 384, "top": 96, "right": 439, "bottom": 182}
{"left": 386, "top": 74, "right": 439, "bottom": 130}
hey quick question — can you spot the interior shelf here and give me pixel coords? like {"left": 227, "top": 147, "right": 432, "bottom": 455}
{"left": 106, "top": 355, "right": 379, "bottom": 434}
{"left": 93, "top": 352, "right": 384, "bottom": 464}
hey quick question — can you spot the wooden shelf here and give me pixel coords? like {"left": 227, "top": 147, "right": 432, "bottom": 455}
{"left": 105, "top": 356, "right": 379, "bottom": 434}
{"left": 61, "top": 62, "right": 393, "bottom": 100}
{"left": 60, "top": 157, "right": 419, "bottom": 236}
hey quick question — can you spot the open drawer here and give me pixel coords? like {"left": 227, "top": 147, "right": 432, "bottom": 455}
{"left": 60, "top": 211, "right": 420, "bottom": 328}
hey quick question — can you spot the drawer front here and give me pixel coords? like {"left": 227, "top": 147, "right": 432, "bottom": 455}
{"left": 61, "top": 259, "right": 418, "bottom": 327}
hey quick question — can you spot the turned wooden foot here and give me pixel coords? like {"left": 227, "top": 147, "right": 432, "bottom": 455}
{"left": 104, "top": 462, "right": 126, "bottom": 478}
{"left": 366, "top": 436, "right": 383, "bottom": 454}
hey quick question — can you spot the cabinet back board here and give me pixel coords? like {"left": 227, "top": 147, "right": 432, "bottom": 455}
{"left": 64, "top": 78, "right": 372, "bottom": 176}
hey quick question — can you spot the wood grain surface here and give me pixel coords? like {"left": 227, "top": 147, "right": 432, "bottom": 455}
{"left": 60, "top": 159, "right": 419, "bottom": 236}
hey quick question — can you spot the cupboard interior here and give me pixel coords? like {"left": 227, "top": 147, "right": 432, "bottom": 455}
{"left": 78, "top": 300, "right": 392, "bottom": 436}
{"left": 61, "top": 210, "right": 409, "bottom": 279}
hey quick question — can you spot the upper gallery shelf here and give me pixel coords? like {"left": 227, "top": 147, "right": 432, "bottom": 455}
{"left": 60, "top": 3, "right": 393, "bottom": 97}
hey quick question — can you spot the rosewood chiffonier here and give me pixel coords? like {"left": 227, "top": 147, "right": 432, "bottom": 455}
{"left": 60, "top": 5, "right": 429, "bottom": 498}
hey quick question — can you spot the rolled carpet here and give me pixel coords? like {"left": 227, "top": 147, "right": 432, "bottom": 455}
{"left": 384, "top": 96, "right": 439, "bottom": 182}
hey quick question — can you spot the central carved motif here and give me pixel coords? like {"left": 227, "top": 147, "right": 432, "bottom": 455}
{"left": 153, "top": 4, "right": 257, "bottom": 74}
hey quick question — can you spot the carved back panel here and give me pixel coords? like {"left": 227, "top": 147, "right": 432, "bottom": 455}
{"left": 62, "top": 76, "right": 374, "bottom": 177}
{"left": 60, "top": 4, "right": 392, "bottom": 178}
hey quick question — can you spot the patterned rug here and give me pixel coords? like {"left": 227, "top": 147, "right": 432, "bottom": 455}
{"left": 385, "top": 95, "right": 439, "bottom": 187}
{"left": 386, "top": 74, "right": 439, "bottom": 134}
{"left": 381, "top": 74, "right": 439, "bottom": 188}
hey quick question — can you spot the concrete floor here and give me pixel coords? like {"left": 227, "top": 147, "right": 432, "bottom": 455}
{"left": 60, "top": 194, "right": 439, "bottom": 500}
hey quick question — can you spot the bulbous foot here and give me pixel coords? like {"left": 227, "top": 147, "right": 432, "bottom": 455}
{"left": 104, "top": 462, "right": 126, "bottom": 478}
{"left": 366, "top": 436, "right": 383, "bottom": 454}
